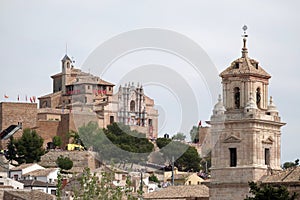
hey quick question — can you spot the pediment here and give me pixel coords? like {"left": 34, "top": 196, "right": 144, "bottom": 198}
{"left": 262, "top": 137, "right": 274, "bottom": 144}
{"left": 223, "top": 135, "right": 241, "bottom": 143}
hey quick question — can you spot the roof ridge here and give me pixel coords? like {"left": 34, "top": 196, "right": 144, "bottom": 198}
{"left": 281, "top": 167, "right": 297, "bottom": 181}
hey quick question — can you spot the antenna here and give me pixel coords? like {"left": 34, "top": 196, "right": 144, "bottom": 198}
{"left": 65, "top": 43, "right": 68, "bottom": 55}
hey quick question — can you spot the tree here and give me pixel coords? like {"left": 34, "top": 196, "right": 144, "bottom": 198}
{"left": 5, "top": 136, "right": 17, "bottom": 164}
{"left": 156, "top": 138, "right": 201, "bottom": 172}
{"left": 172, "top": 132, "right": 186, "bottom": 141}
{"left": 245, "top": 181, "right": 298, "bottom": 200}
{"left": 156, "top": 138, "right": 171, "bottom": 149}
{"left": 53, "top": 136, "right": 62, "bottom": 148}
{"left": 56, "top": 155, "right": 73, "bottom": 171}
{"left": 12, "top": 129, "right": 45, "bottom": 165}
{"left": 57, "top": 167, "right": 137, "bottom": 200}
{"left": 78, "top": 122, "right": 154, "bottom": 163}
{"left": 149, "top": 174, "right": 159, "bottom": 183}
{"left": 190, "top": 126, "right": 199, "bottom": 143}
{"left": 175, "top": 146, "right": 201, "bottom": 171}
{"left": 283, "top": 159, "right": 299, "bottom": 169}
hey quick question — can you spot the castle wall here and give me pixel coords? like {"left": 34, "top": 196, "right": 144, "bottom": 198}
{"left": 0, "top": 102, "right": 37, "bottom": 148}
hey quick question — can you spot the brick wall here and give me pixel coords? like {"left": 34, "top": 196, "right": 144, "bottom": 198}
{"left": 33, "top": 120, "right": 60, "bottom": 149}
{"left": 0, "top": 102, "right": 37, "bottom": 149}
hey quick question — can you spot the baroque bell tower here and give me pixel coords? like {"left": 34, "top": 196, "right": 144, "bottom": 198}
{"left": 209, "top": 26, "right": 285, "bottom": 200}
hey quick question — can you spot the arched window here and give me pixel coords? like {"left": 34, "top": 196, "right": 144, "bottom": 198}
{"left": 130, "top": 100, "right": 135, "bottom": 112}
{"left": 234, "top": 87, "right": 240, "bottom": 109}
{"left": 256, "top": 88, "right": 261, "bottom": 107}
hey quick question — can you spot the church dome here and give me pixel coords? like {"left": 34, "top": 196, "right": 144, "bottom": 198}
{"left": 220, "top": 37, "right": 271, "bottom": 79}
{"left": 245, "top": 93, "right": 257, "bottom": 111}
{"left": 267, "top": 96, "right": 278, "bottom": 113}
{"left": 213, "top": 94, "right": 226, "bottom": 114}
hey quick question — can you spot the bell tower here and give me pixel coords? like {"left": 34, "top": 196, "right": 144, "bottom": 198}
{"left": 209, "top": 26, "right": 285, "bottom": 200}
{"left": 61, "top": 54, "right": 72, "bottom": 95}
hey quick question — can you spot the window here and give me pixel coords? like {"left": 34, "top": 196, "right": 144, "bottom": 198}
{"left": 188, "top": 181, "right": 191, "bottom": 185}
{"left": 234, "top": 62, "right": 239, "bottom": 69}
{"left": 110, "top": 116, "right": 114, "bottom": 124}
{"left": 265, "top": 148, "right": 270, "bottom": 165}
{"left": 148, "top": 119, "right": 153, "bottom": 126}
{"left": 229, "top": 148, "right": 237, "bottom": 167}
{"left": 234, "top": 87, "right": 240, "bottom": 109}
{"left": 130, "top": 100, "right": 135, "bottom": 112}
{"left": 256, "top": 88, "right": 261, "bottom": 107}
{"left": 14, "top": 174, "right": 18, "bottom": 180}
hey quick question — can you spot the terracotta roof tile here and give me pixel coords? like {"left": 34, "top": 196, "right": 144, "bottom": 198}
{"left": 143, "top": 185, "right": 209, "bottom": 199}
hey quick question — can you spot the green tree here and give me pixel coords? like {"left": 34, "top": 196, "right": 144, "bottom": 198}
{"left": 175, "top": 146, "right": 201, "bottom": 171}
{"left": 78, "top": 122, "right": 154, "bottom": 163}
{"left": 156, "top": 137, "right": 171, "bottom": 149}
{"left": 149, "top": 174, "right": 159, "bottom": 183}
{"left": 245, "top": 181, "right": 298, "bottom": 200}
{"left": 52, "top": 136, "right": 62, "bottom": 148}
{"left": 56, "top": 155, "right": 73, "bottom": 171}
{"left": 156, "top": 138, "right": 201, "bottom": 172}
{"left": 13, "top": 129, "right": 45, "bottom": 164}
{"left": 172, "top": 132, "right": 186, "bottom": 141}
{"left": 283, "top": 159, "right": 299, "bottom": 169}
{"left": 57, "top": 167, "right": 137, "bottom": 200}
{"left": 190, "top": 126, "right": 199, "bottom": 143}
{"left": 5, "top": 136, "right": 17, "bottom": 164}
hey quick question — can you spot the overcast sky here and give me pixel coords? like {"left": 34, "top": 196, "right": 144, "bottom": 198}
{"left": 0, "top": 0, "right": 299, "bottom": 163}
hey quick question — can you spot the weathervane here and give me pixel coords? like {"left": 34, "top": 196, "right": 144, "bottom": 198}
{"left": 241, "top": 25, "right": 248, "bottom": 57}
{"left": 242, "top": 25, "right": 248, "bottom": 38}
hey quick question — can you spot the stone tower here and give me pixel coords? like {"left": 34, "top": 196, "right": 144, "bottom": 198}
{"left": 61, "top": 54, "right": 73, "bottom": 95}
{"left": 209, "top": 28, "right": 285, "bottom": 200}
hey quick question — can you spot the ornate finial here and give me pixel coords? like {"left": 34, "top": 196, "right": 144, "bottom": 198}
{"left": 218, "top": 94, "right": 222, "bottom": 102}
{"left": 241, "top": 25, "right": 248, "bottom": 58}
{"left": 270, "top": 96, "right": 273, "bottom": 104}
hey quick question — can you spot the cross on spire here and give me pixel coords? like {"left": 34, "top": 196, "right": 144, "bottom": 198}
{"left": 242, "top": 25, "right": 248, "bottom": 58}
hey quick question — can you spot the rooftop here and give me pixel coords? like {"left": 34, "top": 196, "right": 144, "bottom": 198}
{"left": 143, "top": 185, "right": 209, "bottom": 199}
{"left": 22, "top": 168, "right": 58, "bottom": 177}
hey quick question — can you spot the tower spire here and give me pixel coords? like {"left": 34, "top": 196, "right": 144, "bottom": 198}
{"left": 241, "top": 25, "right": 248, "bottom": 58}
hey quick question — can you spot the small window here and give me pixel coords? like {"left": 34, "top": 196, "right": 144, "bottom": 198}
{"left": 255, "top": 63, "right": 259, "bottom": 69}
{"left": 110, "top": 116, "right": 114, "bottom": 124}
{"left": 234, "top": 63, "right": 239, "bottom": 69}
{"left": 229, "top": 148, "right": 237, "bottom": 167}
{"left": 130, "top": 100, "right": 135, "bottom": 112}
{"left": 188, "top": 181, "right": 191, "bottom": 185}
{"left": 256, "top": 88, "right": 261, "bottom": 107}
{"left": 234, "top": 87, "right": 240, "bottom": 109}
{"left": 148, "top": 119, "right": 153, "bottom": 126}
{"left": 87, "top": 85, "right": 90, "bottom": 90}
{"left": 265, "top": 148, "right": 270, "bottom": 165}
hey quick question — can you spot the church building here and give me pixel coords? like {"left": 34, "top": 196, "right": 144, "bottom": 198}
{"left": 208, "top": 27, "right": 285, "bottom": 200}
{"left": 37, "top": 54, "right": 158, "bottom": 145}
